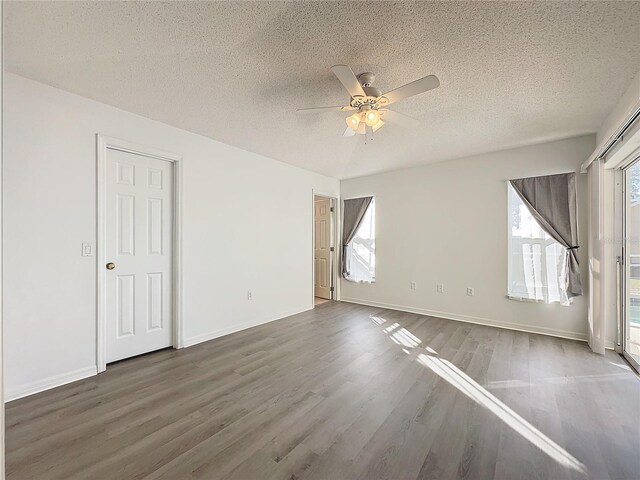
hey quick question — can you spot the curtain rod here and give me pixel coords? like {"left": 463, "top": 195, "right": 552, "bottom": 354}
{"left": 580, "top": 100, "right": 640, "bottom": 173}
{"left": 507, "top": 171, "right": 576, "bottom": 182}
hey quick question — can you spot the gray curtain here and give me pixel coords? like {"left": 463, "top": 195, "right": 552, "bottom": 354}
{"left": 510, "top": 172, "right": 583, "bottom": 299}
{"left": 342, "top": 197, "right": 373, "bottom": 278}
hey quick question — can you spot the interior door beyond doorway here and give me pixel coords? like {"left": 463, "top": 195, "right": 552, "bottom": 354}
{"left": 314, "top": 197, "right": 332, "bottom": 299}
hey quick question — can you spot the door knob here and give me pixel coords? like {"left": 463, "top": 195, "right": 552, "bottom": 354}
{"left": 106, "top": 262, "right": 116, "bottom": 270}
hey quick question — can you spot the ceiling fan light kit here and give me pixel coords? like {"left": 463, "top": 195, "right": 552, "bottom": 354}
{"left": 297, "top": 65, "right": 440, "bottom": 142}
{"left": 364, "top": 109, "right": 380, "bottom": 127}
{"left": 346, "top": 112, "right": 361, "bottom": 129}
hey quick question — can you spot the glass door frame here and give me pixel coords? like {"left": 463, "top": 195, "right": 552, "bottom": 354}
{"left": 622, "top": 156, "right": 640, "bottom": 372}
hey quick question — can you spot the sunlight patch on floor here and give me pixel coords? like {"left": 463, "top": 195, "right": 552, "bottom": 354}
{"left": 369, "top": 314, "right": 587, "bottom": 475}
{"left": 417, "top": 352, "right": 585, "bottom": 473}
{"left": 383, "top": 323, "right": 400, "bottom": 333}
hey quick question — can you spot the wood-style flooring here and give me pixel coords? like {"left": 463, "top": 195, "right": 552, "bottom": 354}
{"left": 6, "top": 301, "right": 640, "bottom": 480}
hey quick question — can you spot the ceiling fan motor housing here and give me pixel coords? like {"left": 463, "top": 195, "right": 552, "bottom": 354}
{"left": 363, "top": 86, "right": 382, "bottom": 97}
{"left": 358, "top": 72, "right": 375, "bottom": 87}
{"left": 358, "top": 72, "right": 382, "bottom": 97}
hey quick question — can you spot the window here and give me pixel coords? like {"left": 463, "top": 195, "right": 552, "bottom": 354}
{"left": 345, "top": 198, "right": 375, "bottom": 283}
{"left": 508, "top": 184, "right": 567, "bottom": 304}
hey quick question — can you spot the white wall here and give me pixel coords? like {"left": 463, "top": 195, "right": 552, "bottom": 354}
{"left": 3, "top": 73, "right": 339, "bottom": 400}
{"left": 341, "top": 135, "right": 597, "bottom": 343}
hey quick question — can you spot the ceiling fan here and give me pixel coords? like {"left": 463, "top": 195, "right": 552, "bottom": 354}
{"left": 297, "top": 65, "right": 440, "bottom": 140}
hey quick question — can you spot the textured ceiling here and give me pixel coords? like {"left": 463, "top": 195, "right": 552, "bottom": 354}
{"left": 5, "top": 1, "right": 640, "bottom": 179}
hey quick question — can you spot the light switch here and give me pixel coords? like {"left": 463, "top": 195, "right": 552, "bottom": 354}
{"left": 82, "top": 243, "right": 95, "bottom": 257}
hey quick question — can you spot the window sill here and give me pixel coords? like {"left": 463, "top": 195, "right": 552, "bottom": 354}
{"left": 507, "top": 294, "right": 569, "bottom": 306}
{"left": 344, "top": 278, "right": 376, "bottom": 284}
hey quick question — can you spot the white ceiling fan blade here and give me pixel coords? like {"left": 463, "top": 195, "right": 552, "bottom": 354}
{"left": 296, "top": 106, "right": 345, "bottom": 114}
{"left": 343, "top": 127, "right": 356, "bottom": 137}
{"left": 380, "top": 109, "right": 421, "bottom": 129}
{"left": 365, "top": 125, "right": 374, "bottom": 143}
{"left": 381, "top": 75, "right": 440, "bottom": 105}
{"left": 331, "top": 65, "right": 366, "bottom": 98}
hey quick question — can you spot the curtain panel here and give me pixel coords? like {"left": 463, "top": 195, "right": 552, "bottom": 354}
{"left": 510, "top": 172, "right": 582, "bottom": 305}
{"left": 587, "top": 161, "right": 606, "bottom": 354}
{"left": 342, "top": 197, "right": 373, "bottom": 279}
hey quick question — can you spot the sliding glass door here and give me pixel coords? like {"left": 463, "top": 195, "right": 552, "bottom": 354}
{"left": 623, "top": 159, "right": 640, "bottom": 370}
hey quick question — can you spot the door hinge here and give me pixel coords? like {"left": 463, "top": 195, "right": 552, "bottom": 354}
{"left": 330, "top": 286, "right": 334, "bottom": 292}
{"left": 330, "top": 207, "right": 334, "bottom": 212}
{"left": 330, "top": 247, "right": 335, "bottom": 252}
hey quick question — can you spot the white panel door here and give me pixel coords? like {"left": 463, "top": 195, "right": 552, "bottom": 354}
{"left": 314, "top": 198, "right": 332, "bottom": 299}
{"left": 105, "top": 148, "right": 173, "bottom": 363}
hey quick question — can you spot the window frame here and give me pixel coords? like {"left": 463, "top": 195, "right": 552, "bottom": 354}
{"left": 507, "top": 182, "right": 566, "bottom": 304}
{"left": 344, "top": 197, "right": 376, "bottom": 284}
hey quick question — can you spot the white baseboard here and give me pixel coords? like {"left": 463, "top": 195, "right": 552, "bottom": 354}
{"left": 341, "top": 297, "right": 593, "bottom": 344}
{"left": 6, "top": 365, "right": 98, "bottom": 403}
{"left": 182, "top": 305, "right": 314, "bottom": 348}
{"left": 6, "top": 301, "right": 614, "bottom": 403}
{"left": 6, "top": 306, "right": 315, "bottom": 402}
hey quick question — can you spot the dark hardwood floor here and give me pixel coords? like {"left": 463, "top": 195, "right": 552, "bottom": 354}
{"left": 6, "top": 301, "right": 640, "bottom": 479}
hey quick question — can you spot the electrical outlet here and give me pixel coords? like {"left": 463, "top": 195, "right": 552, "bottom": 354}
{"left": 437, "top": 284, "right": 444, "bottom": 293}
{"left": 247, "top": 291, "right": 252, "bottom": 300}
{"left": 467, "top": 287, "right": 475, "bottom": 297}
{"left": 410, "top": 281, "right": 417, "bottom": 290}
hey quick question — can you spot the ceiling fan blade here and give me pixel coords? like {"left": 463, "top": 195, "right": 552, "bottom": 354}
{"left": 343, "top": 127, "right": 356, "bottom": 137}
{"left": 365, "top": 125, "right": 374, "bottom": 144}
{"left": 296, "top": 106, "right": 345, "bottom": 114}
{"left": 380, "top": 109, "right": 421, "bottom": 129}
{"left": 381, "top": 75, "right": 440, "bottom": 105}
{"left": 331, "top": 65, "right": 366, "bottom": 98}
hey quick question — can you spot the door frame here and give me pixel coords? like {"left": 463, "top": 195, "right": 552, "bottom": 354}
{"left": 96, "top": 135, "right": 184, "bottom": 373}
{"left": 312, "top": 190, "right": 339, "bottom": 305}
{"left": 621, "top": 155, "right": 640, "bottom": 372}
